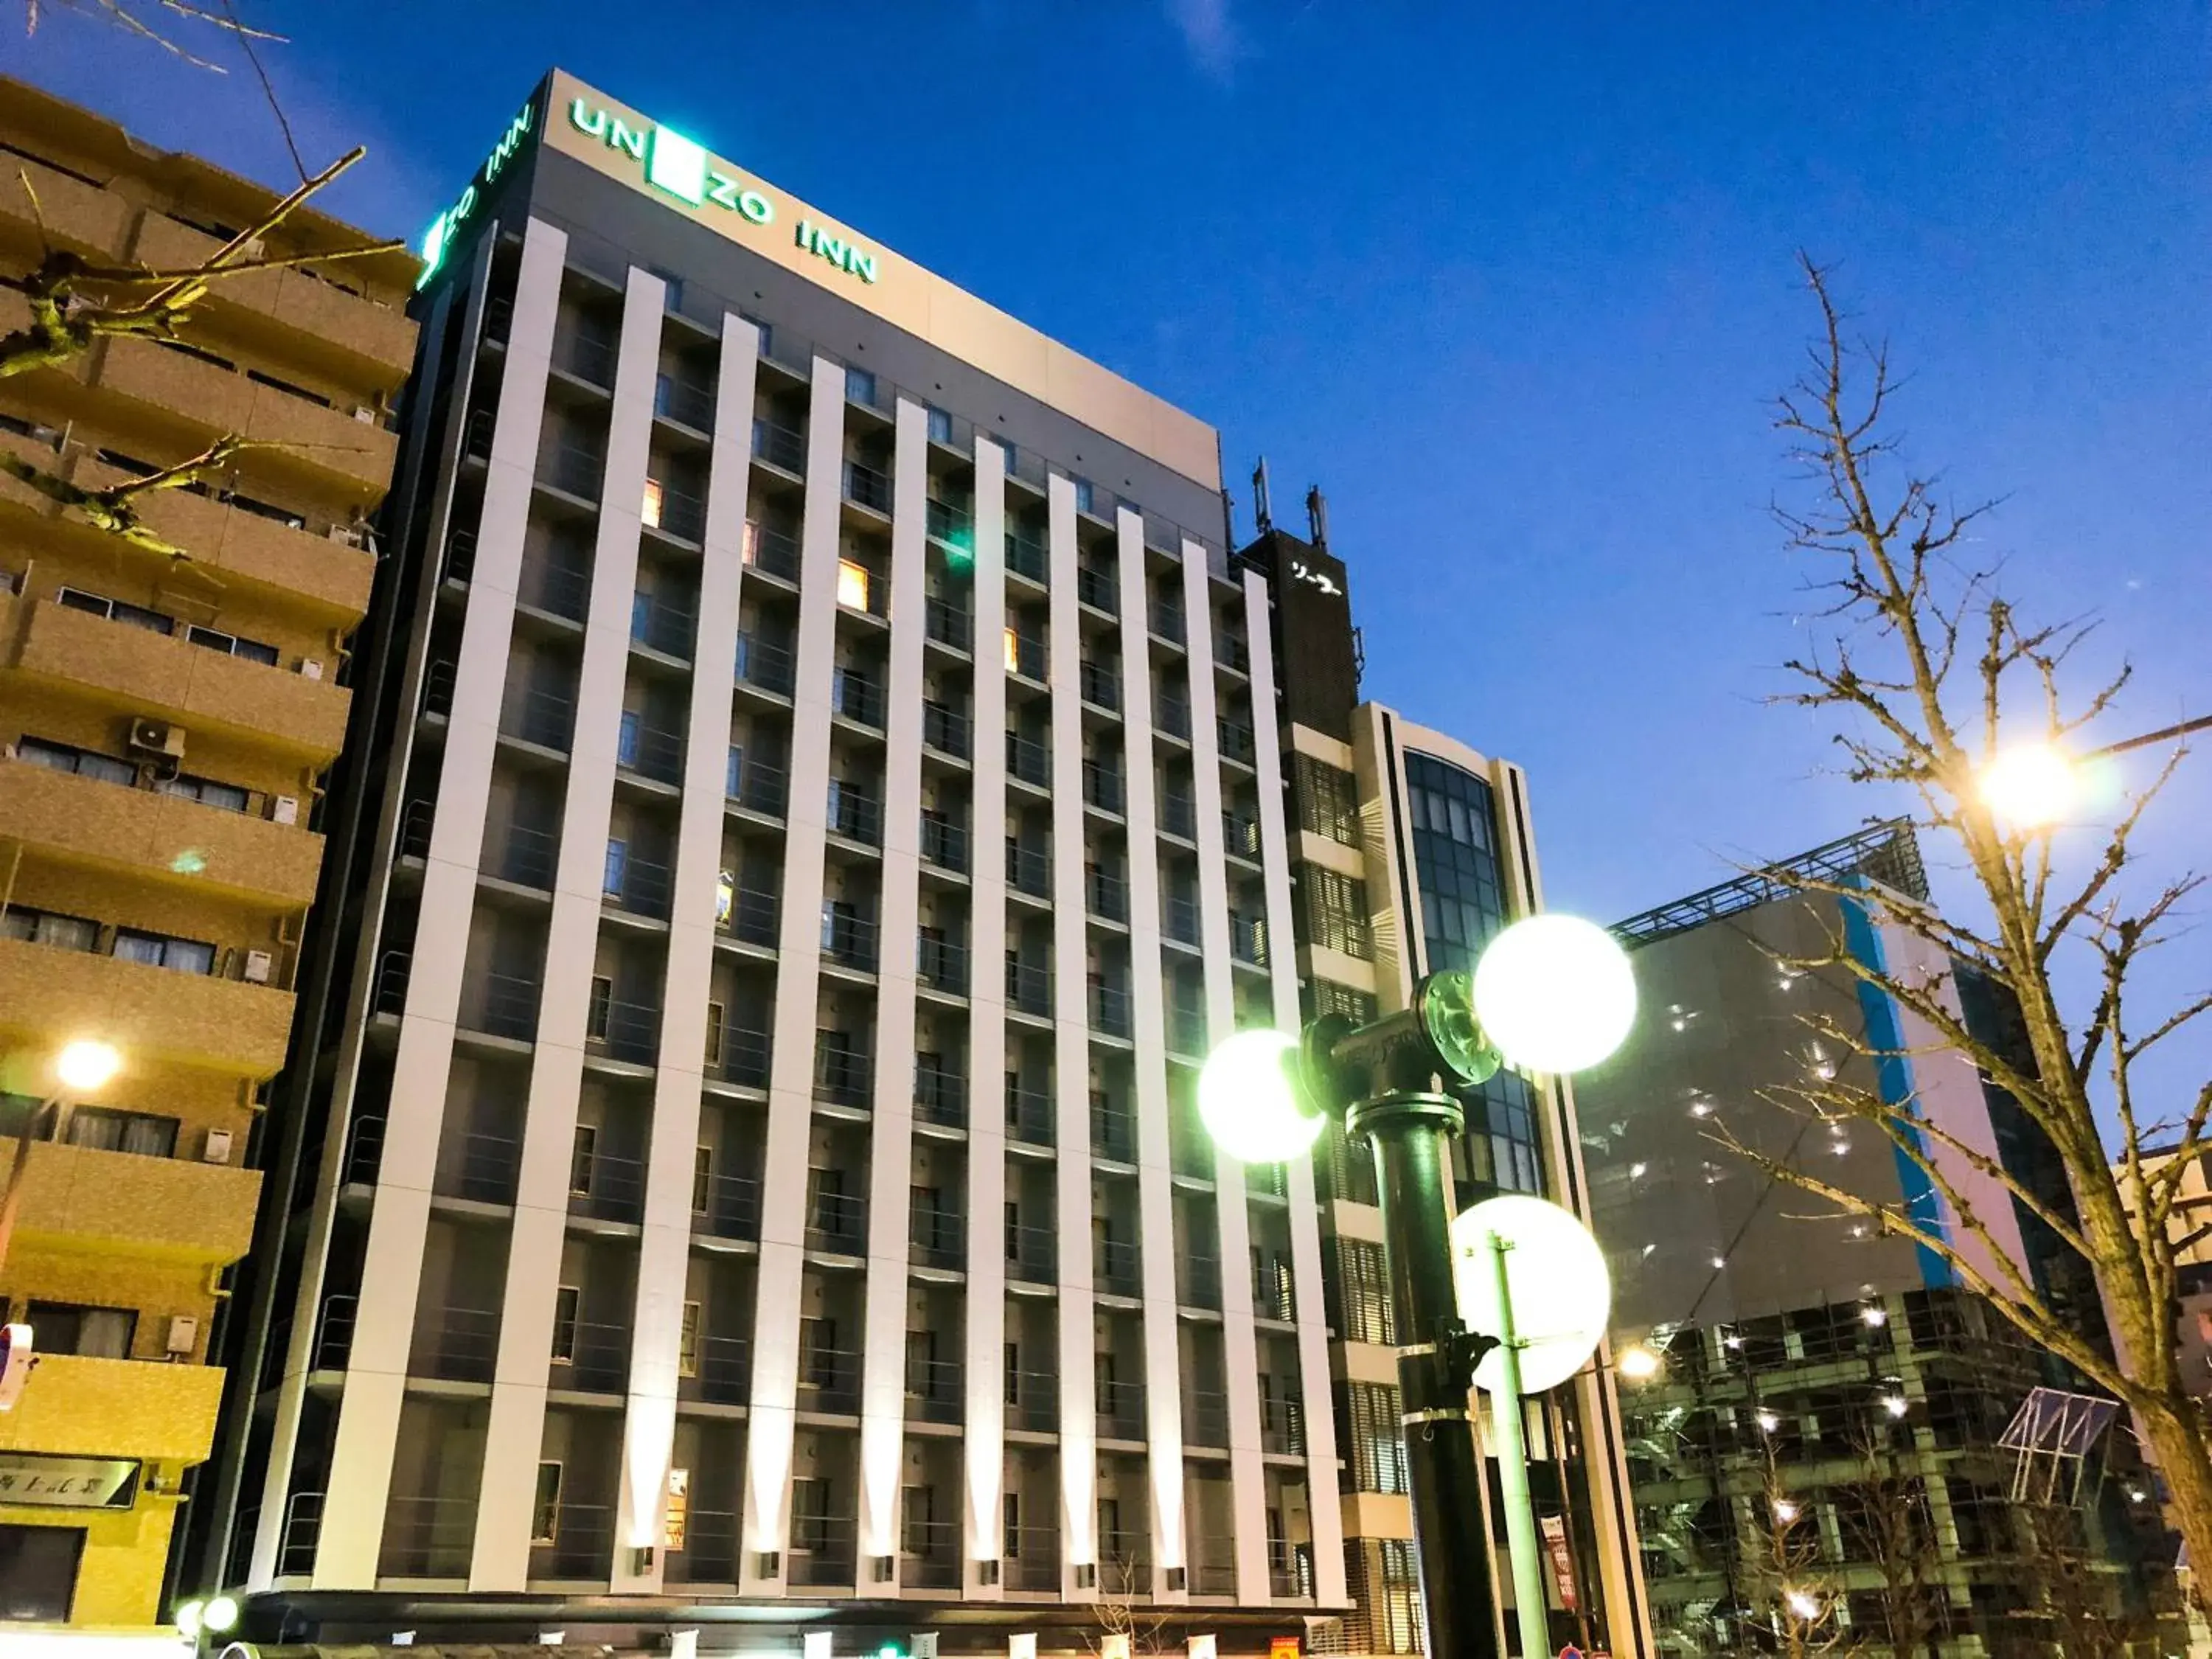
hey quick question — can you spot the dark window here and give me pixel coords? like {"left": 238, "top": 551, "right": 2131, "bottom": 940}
{"left": 67, "top": 1107, "right": 178, "bottom": 1158}
{"left": 1, "top": 907, "right": 99, "bottom": 953}
{"left": 23, "top": 1301, "right": 135, "bottom": 1358}
{"left": 17, "top": 737, "right": 136, "bottom": 787}
{"left": 1403, "top": 751, "right": 1509, "bottom": 972}
{"left": 0, "top": 1523, "right": 84, "bottom": 1622}
{"left": 185, "top": 624, "right": 280, "bottom": 667}
{"left": 1342, "top": 1381, "right": 1408, "bottom": 1493}
{"left": 161, "top": 772, "right": 251, "bottom": 813}
{"left": 1293, "top": 753, "right": 1360, "bottom": 845}
{"left": 1298, "top": 865, "right": 1372, "bottom": 959}
{"left": 111, "top": 928, "right": 216, "bottom": 974}
{"left": 55, "top": 586, "right": 173, "bottom": 635}
{"left": 246, "top": 367, "right": 332, "bottom": 408}
{"left": 1336, "top": 1239, "right": 1395, "bottom": 1344}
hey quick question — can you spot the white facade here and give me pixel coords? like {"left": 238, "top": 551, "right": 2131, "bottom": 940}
{"left": 237, "top": 209, "right": 1340, "bottom": 1618}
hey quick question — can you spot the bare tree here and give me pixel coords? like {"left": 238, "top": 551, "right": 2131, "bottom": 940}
{"left": 1834, "top": 1428, "right": 1944, "bottom": 1658}
{"left": 18, "top": 0, "right": 278, "bottom": 70}
{"left": 1742, "top": 1446, "right": 1860, "bottom": 1657}
{"left": 1708, "top": 255, "right": 2212, "bottom": 1604}
{"left": 2011, "top": 1498, "right": 2155, "bottom": 1659}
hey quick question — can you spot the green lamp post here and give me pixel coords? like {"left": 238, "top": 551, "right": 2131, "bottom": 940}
{"left": 1197, "top": 914, "right": 1634, "bottom": 1659}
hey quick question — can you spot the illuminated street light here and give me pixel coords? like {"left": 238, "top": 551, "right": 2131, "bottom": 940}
{"left": 0, "top": 1038, "right": 128, "bottom": 1287}
{"left": 1194, "top": 914, "right": 1634, "bottom": 1659}
{"left": 54, "top": 1038, "right": 122, "bottom": 1094}
{"left": 1784, "top": 1587, "right": 1823, "bottom": 1622}
{"left": 1978, "top": 713, "right": 2212, "bottom": 831}
{"left": 1616, "top": 1344, "right": 1662, "bottom": 1382}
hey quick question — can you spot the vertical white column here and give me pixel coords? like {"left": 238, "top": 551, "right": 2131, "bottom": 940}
{"left": 858, "top": 397, "right": 928, "bottom": 1573}
{"left": 1046, "top": 473, "right": 1097, "bottom": 1593}
{"left": 1116, "top": 515, "right": 1186, "bottom": 1599}
{"left": 1180, "top": 545, "right": 1269, "bottom": 1601}
{"left": 313, "top": 216, "right": 568, "bottom": 1589}
{"left": 961, "top": 439, "right": 1011, "bottom": 1598}
{"left": 739, "top": 353, "right": 846, "bottom": 1595}
{"left": 470, "top": 264, "right": 667, "bottom": 1589}
{"left": 1245, "top": 567, "right": 1348, "bottom": 1608}
{"left": 608, "top": 313, "right": 760, "bottom": 1591}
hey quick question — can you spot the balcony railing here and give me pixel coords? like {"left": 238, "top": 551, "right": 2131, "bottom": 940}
{"left": 1076, "top": 566, "right": 1119, "bottom": 613}
{"left": 1082, "top": 761, "right": 1124, "bottom": 814}
{"left": 642, "top": 483, "right": 706, "bottom": 545}
{"left": 1099, "top": 1530, "right": 1152, "bottom": 1596}
{"left": 1006, "top": 628, "right": 1046, "bottom": 680}
{"left": 1150, "top": 603, "right": 1187, "bottom": 644}
{"left": 734, "top": 633, "right": 796, "bottom": 697}
{"left": 1005, "top": 957, "right": 1051, "bottom": 1016}
{"left": 726, "top": 753, "right": 789, "bottom": 818}
{"left": 925, "top": 597, "right": 972, "bottom": 652}
{"left": 1156, "top": 695, "right": 1192, "bottom": 740}
{"left": 344, "top": 1115, "right": 385, "bottom": 1186}
{"left": 520, "top": 557, "right": 591, "bottom": 621}
{"left": 1005, "top": 528, "right": 1047, "bottom": 582}
{"left": 1229, "top": 913, "right": 1269, "bottom": 967}
{"left": 1253, "top": 1257, "right": 1297, "bottom": 1323}
{"left": 438, "top": 1130, "right": 522, "bottom": 1206}
{"left": 462, "top": 971, "right": 540, "bottom": 1043}
{"left": 1005, "top": 838, "right": 1050, "bottom": 896}
{"left": 413, "top": 1306, "right": 499, "bottom": 1383}
{"left": 1078, "top": 659, "right": 1121, "bottom": 711}
{"left": 506, "top": 686, "right": 575, "bottom": 752}
{"left": 379, "top": 1493, "right": 476, "bottom": 1579}
{"left": 821, "top": 908, "right": 879, "bottom": 971}
{"left": 813, "top": 1043, "right": 872, "bottom": 1107}
{"left": 831, "top": 667, "right": 884, "bottom": 728}
{"left": 1222, "top": 810, "right": 1263, "bottom": 860}
{"left": 694, "top": 1172, "right": 761, "bottom": 1241}
{"left": 827, "top": 783, "right": 882, "bottom": 845}
{"left": 1006, "top": 1371, "right": 1058, "bottom": 1433}
{"left": 1168, "top": 1004, "right": 1208, "bottom": 1057}
{"left": 1006, "top": 1082, "right": 1054, "bottom": 1147}
{"left": 1086, "top": 869, "right": 1129, "bottom": 922}
{"left": 530, "top": 1501, "right": 615, "bottom": 1580}
{"left": 543, "top": 442, "right": 602, "bottom": 502}
{"left": 604, "top": 849, "right": 672, "bottom": 919}
{"left": 900, "top": 1517, "right": 961, "bottom": 1588}
{"left": 910, "top": 1205, "right": 964, "bottom": 1272}
{"left": 915, "top": 1062, "right": 967, "bottom": 1128}
{"left": 1006, "top": 731, "right": 1051, "bottom": 787}
{"left": 709, "top": 1021, "right": 771, "bottom": 1087}
{"left": 752, "top": 418, "right": 806, "bottom": 475}
{"left": 559, "top": 334, "right": 616, "bottom": 387}
{"left": 1269, "top": 1546, "right": 1315, "bottom": 1600}
{"left": 922, "top": 700, "right": 971, "bottom": 758}
{"left": 796, "top": 1345, "right": 862, "bottom": 1413}
{"left": 1260, "top": 1396, "right": 1307, "bottom": 1455}
{"left": 1005, "top": 1524, "right": 1060, "bottom": 1589}
{"left": 1162, "top": 894, "right": 1200, "bottom": 945}
{"left": 1095, "top": 1237, "right": 1143, "bottom": 1298}
{"left": 924, "top": 497, "right": 972, "bottom": 547}
{"left": 844, "top": 459, "right": 892, "bottom": 513}
{"left": 807, "top": 1187, "right": 867, "bottom": 1255}
{"left": 719, "top": 886, "right": 779, "bottom": 949}
{"left": 669, "top": 1508, "right": 740, "bottom": 1585}
{"left": 655, "top": 374, "right": 717, "bottom": 431}
{"left": 1091, "top": 1102, "right": 1138, "bottom": 1163}
{"left": 1186, "top": 1388, "right": 1230, "bottom": 1447}
{"left": 920, "top": 813, "right": 969, "bottom": 874}
{"left": 492, "top": 824, "right": 557, "bottom": 889}
{"left": 1188, "top": 1544, "right": 1239, "bottom": 1598}
{"left": 616, "top": 712, "right": 685, "bottom": 785}
{"left": 587, "top": 994, "right": 661, "bottom": 1065}
{"left": 789, "top": 1519, "right": 858, "bottom": 1585}
{"left": 1161, "top": 791, "right": 1197, "bottom": 840}
{"left": 1088, "top": 979, "right": 1133, "bottom": 1040}
{"left": 313, "top": 1293, "right": 356, "bottom": 1371}
{"left": 553, "top": 1320, "right": 631, "bottom": 1394}
{"left": 630, "top": 590, "right": 696, "bottom": 657}
{"left": 689, "top": 1335, "right": 751, "bottom": 1406}
{"left": 917, "top": 935, "right": 967, "bottom": 994}
{"left": 1217, "top": 718, "right": 1258, "bottom": 765}
{"left": 569, "top": 1148, "right": 644, "bottom": 1223}
{"left": 1006, "top": 1222, "right": 1056, "bottom": 1283}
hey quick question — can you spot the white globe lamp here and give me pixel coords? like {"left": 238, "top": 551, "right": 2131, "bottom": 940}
{"left": 1196, "top": 1029, "right": 1322, "bottom": 1164}
{"left": 55, "top": 1039, "right": 122, "bottom": 1094}
{"left": 1472, "top": 914, "right": 1635, "bottom": 1074}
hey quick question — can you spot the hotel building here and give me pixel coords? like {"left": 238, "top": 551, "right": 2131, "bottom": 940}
{"left": 0, "top": 78, "right": 415, "bottom": 1630}
{"left": 195, "top": 70, "right": 1343, "bottom": 1646}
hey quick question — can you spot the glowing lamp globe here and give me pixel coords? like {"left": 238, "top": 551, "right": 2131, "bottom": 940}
{"left": 1472, "top": 914, "right": 1635, "bottom": 1074}
{"left": 1451, "top": 1194, "right": 1614, "bottom": 1394}
{"left": 1197, "top": 1029, "right": 1322, "bottom": 1164}
{"left": 55, "top": 1039, "right": 122, "bottom": 1094}
{"left": 1979, "top": 742, "right": 2076, "bottom": 830}
{"left": 203, "top": 1593, "right": 242, "bottom": 1633}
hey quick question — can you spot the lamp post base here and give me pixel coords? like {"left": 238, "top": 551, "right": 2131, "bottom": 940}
{"left": 1345, "top": 1091, "right": 1502, "bottom": 1659}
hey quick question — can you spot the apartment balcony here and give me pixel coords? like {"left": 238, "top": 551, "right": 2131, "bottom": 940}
{"left": 1005, "top": 957, "right": 1051, "bottom": 1018}
{"left": 487, "top": 824, "right": 558, "bottom": 890}
{"left": 616, "top": 712, "right": 685, "bottom": 786}
{"left": 1222, "top": 810, "right": 1263, "bottom": 861}
{"left": 919, "top": 813, "right": 969, "bottom": 874}
{"left": 826, "top": 785, "right": 882, "bottom": 847}
{"left": 1186, "top": 1388, "right": 1230, "bottom": 1448}
{"left": 1099, "top": 1530, "right": 1152, "bottom": 1596}
{"left": 435, "top": 1130, "right": 521, "bottom": 1206}
{"left": 917, "top": 935, "right": 968, "bottom": 995}
{"left": 538, "top": 439, "right": 602, "bottom": 503}
{"left": 742, "top": 521, "right": 801, "bottom": 582}
{"left": 1162, "top": 894, "right": 1201, "bottom": 946}
{"left": 1087, "top": 978, "right": 1133, "bottom": 1040}
{"left": 1269, "top": 1545, "right": 1316, "bottom": 1600}
{"left": 569, "top": 1148, "right": 644, "bottom": 1224}
{"left": 1075, "top": 566, "right": 1119, "bottom": 615}
{"left": 923, "top": 497, "right": 972, "bottom": 550}
{"left": 1006, "top": 1222, "right": 1056, "bottom": 1285}
{"left": 1005, "top": 1083, "right": 1054, "bottom": 1148}
{"left": 1005, "top": 732, "right": 1051, "bottom": 788}
{"left": 734, "top": 633, "right": 797, "bottom": 698}
{"left": 1005, "top": 1370, "right": 1058, "bottom": 1433}
{"left": 1081, "top": 761, "right": 1124, "bottom": 815}
{"left": 0, "top": 933, "right": 292, "bottom": 1075}
{"left": 900, "top": 1518, "right": 961, "bottom": 1589}
{"left": 0, "top": 151, "right": 132, "bottom": 256}
{"left": 1155, "top": 694, "right": 1193, "bottom": 740}
{"left": 1217, "top": 718, "right": 1258, "bottom": 765}
{"left": 693, "top": 1172, "right": 762, "bottom": 1242}
{"left": 602, "top": 849, "right": 672, "bottom": 922}
{"left": 821, "top": 910, "right": 880, "bottom": 973}
{"left": 1230, "top": 914, "right": 1270, "bottom": 967}
{"left": 1260, "top": 1397, "right": 1307, "bottom": 1456}
{"left": 1180, "top": 1253, "right": 1223, "bottom": 1312}
{"left": 0, "top": 752, "right": 322, "bottom": 905}
{"left": 708, "top": 1020, "right": 771, "bottom": 1088}
{"left": 1253, "top": 1257, "right": 1298, "bottom": 1324}
{"left": 1077, "top": 660, "right": 1121, "bottom": 712}
{"left": 805, "top": 1188, "right": 867, "bottom": 1256}
{"left": 1004, "top": 528, "right": 1048, "bottom": 583}
{"left": 796, "top": 1346, "right": 862, "bottom": 1415}
{"left": 844, "top": 459, "right": 892, "bottom": 515}
{"left": 924, "top": 597, "right": 972, "bottom": 653}
{"left": 456, "top": 970, "right": 540, "bottom": 1043}
{"left": 909, "top": 1203, "right": 965, "bottom": 1273}
{"left": 751, "top": 418, "right": 807, "bottom": 476}
{"left": 2, "top": 445, "right": 375, "bottom": 619}
{"left": 1085, "top": 869, "right": 1129, "bottom": 923}
{"left": 1005, "top": 838, "right": 1051, "bottom": 897}
{"left": 414, "top": 1306, "right": 499, "bottom": 1384}
{"left": 379, "top": 1494, "right": 475, "bottom": 1579}
{"left": 813, "top": 1043, "right": 871, "bottom": 1108}
{"left": 530, "top": 1502, "right": 615, "bottom": 1581}
{"left": 904, "top": 1355, "right": 963, "bottom": 1424}
{"left": 1188, "top": 1540, "right": 1239, "bottom": 1598}
{"left": 686, "top": 1336, "right": 752, "bottom": 1407}
{"left": 1005, "top": 1525, "right": 1060, "bottom": 1590}
{"left": 1089, "top": 1101, "right": 1137, "bottom": 1163}
{"left": 585, "top": 994, "right": 661, "bottom": 1067}
{"left": 0, "top": 1135, "right": 259, "bottom": 1262}
{"left": 1161, "top": 792, "right": 1198, "bottom": 841}
{"left": 789, "top": 1515, "right": 858, "bottom": 1586}
{"left": 552, "top": 1321, "right": 631, "bottom": 1395}
{"left": 499, "top": 684, "right": 575, "bottom": 753}
{"left": 668, "top": 1508, "right": 740, "bottom": 1585}
{"left": 922, "top": 700, "right": 971, "bottom": 759}
{"left": 92, "top": 337, "right": 400, "bottom": 497}
{"left": 630, "top": 589, "right": 697, "bottom": 658}
{"left": 7, "top": 591, "right": 350, "bottom": 759}
{"left": 0, "top": 1352, "right": 223, "bottom": 1472}
{"left": 1095, "top": 1238, "right": 1143, "bottom": 1299}
{"left": 655, "top": 373, "right": 717, "bottom": 432}
{"left": 831, "top": 667, "right": 885, "bottom": 729}
{"left": 914, "top": 1062, "right": 967, "bottom": 1130}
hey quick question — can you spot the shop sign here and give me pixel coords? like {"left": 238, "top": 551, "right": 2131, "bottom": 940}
{"left": 0, "top": 1452, "right": 142, "bottom": 1509}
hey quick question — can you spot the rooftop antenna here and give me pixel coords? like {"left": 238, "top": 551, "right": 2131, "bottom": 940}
{"left": 1307, "top": 485, "right": 1329, "bottom": 549}
{"left": 1252, "top": 458, "right": 1273, "bottom": 535}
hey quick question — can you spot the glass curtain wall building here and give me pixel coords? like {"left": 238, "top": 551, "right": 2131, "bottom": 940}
{"left": 191, "top": 69, "right": 1342, "bottom": 1647}
{"left": 1239, "top": 518, "right": 1652, "bottom": 1659}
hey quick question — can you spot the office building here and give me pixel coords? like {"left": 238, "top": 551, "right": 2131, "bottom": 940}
{"left": 192, "top": 70, "right": 1342, "bottom": 1647}
{"left": 0, "top": 79, "right": 415, "bottom": 1631}
{"left": 2119, "top": 1147, "right": 2212, "bottom": 1405}
{"left": 1239, "top": 509, "right": 1653, "bottom": 1659}
{"left": 1581, "top": 822, "right": 2183, "bottom": 1655}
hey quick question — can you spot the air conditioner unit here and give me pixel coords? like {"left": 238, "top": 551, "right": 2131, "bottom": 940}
{"left": 126, "top": 717, "right": 185, "bottom": 758}
{"left": 237, "top": 237, "right": 265, "bottom": 262}
{"left": 243, "top": 950, "right": 274, "bottom": 984}
{"left": 271, "top": 795, "right": 299, "bottom": 826}
{"left": 203, "top": 1128, "right": 233, "bottom": 1165}
{"left": 298, "top": 658, "right": 324, "bottom": 681}
{"left": 353, "top": 405, "right": 377, "bottom": 425}
{"left": 327, "top": 524, "right": 361, "bottom": 548}
{"left": 165, "top": 1315, "right": 198, "bottom": 1357}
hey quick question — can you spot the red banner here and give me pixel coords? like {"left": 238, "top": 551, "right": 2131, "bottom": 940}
{"left": 1540, "top": 1514, "right": 1581, "bottom": 1615}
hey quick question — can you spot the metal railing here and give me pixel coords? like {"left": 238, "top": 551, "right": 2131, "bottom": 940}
{"left": 1079, "top": 659, "right": 1121, "bottom": 710}
{"left": 1086, "top": 869, "right": 1129, "bottom": 922}
{"left": 569, "top": 1149, "right": 644, "bottom": 1222}
{"left": 1230, "top": 913, "right": 1269, "bottom": 967}
{"left": 915, "top": 1062, "right": 967, "bottom": 1128}
{"left": 1268, "top": 1546, "right": 1315, "bottom": 1600}
{"left": 832, "top": 667, "right": 884, "bottom": 728}
{"left": 726, "top": 753, "right": 789, "bottom": 816}
{"left": 313, "top": 1293, "right": 356, "bottom": 1371}
{"left": 421, "top": 659, "right": 456, "bottom": 719}
{"left": 813, "top": 1043, "right": 871, "bottom": 1107}
{"left": 1099, "top": 1530, "right": 1152, "bottom": 1594}
{"left": 1006, "top": 627, "right": 1047, "bottom": 680}
{"left": 1006, "top": 1371, "right": 1059, "bottom": 1433}
{"left": 924, "top": 498, "right": 972, "bottom": 547}
{"left": 559, "top": 333, "right": 616, "bottom": 386}
{"left": 695, "top": 1172, "right": 761, "bottom": 1241}
{"left": 343, "top": 1115, "right": 385, "bottom": 1186}
{"left": 1162, "top": 894, "right": 1200, "bottom": 945}
{"left": 1082, "top": 760, "right": 1124, "bottom": 814}
{"left": 553, "top": 1320, "right": 631, "bottom": 1394}
{"left": 1156, "top": 695, "right": 1192, "bottom": 739}
{"left": 616, "top": 712, "right": 685, "bottom": 785}
{"left": 1186, "top": 1388, "right": 1230, "bottom": 1447}
{"left": 1005, "top": 528, "right": 1048, "bottom": 582}
{"left": 1095, "top": 1237, "right": 1143, "bottom": 1298}
{"left": 917, "top": 935, "right": 967, "bottom": 994}
{"left": 521, "top": 557, "right": 591, "bottom": 621}
{"left": 689, "top": 1335, "right": 751, "bottom": 1405}
{"left": 413, "top": 1306, "right": 499, "bottom": 1383}
{"left": 1076, "top": 565, "right": 1119, "bottom": 613}
{"left": 1220, "top": 636, "right": 1252, "bottom": 675}
{"left": 806, "top": 1188, "right": 867, "bottom": 1253}
{"left": 644, "top": 483, "right": 706, "bottom": 544}
{"left": 1253, "top": 1259, "right": 1297, "bottom": 1322}
{"left": 669, "top": 1508, "right": 739, "bottom": 1584}
{"left": 1088, "top": 979, "right": 1133, "bottom": 1039}
{"left": 796, "top": 1344, "right": 862, "bottom": 1413}
{"left": 655, "top": 374, "right": 716, "bottom": 431}
{"left": 1217, "top": 717, "right": 1258, "bottom": 765}
{"left": 910, "top": 1205, "right": 965, "bottom": 1272}
{"left": 920, "top": 812, "right": 969, "bottom": 873}
{"left": 587, "top": 994, "right": 661, "bottom": 1065}
{"left": 1222, "top": 810, "right": 1263, "bottom": 860}
{"left": 743, "top": 521, "right": 800, "bottom": 580}
{"left": 1006, "top": 838, "right": 1050, "bottom": 895}
{"left": 1260, "top": 1395, "right": 1306, "bottom": 1455}
{"left": 844, "top": 459, "right": 892, "bottom": 513}
{"left": 373, "top": 949, "right": 411, "bottom": 1015}
{"left": 604, "top": 850, "right": 673, "bottom": 919}
{"left": 379, "top": 1493, "right": 476, "bottom": 1579}
{"left": 752, "top": 418, "right": 806, "bottom": 475}
{"left": 900, "top": 1518, "right": 961, "bottom": 1587}
{"left": 462, "top": 971, "right": 540, "bottom": 1043}
{"left": 1169, "top": 1004, "right": 1208, "bottom": 1057}
{"left": 1161, "top": 792, "right": 1197, "bottom": 840}
{"left": 1006, "top": 1222, "right": 1056, "bottom": 1283}
{"left": 530, "top": 1501, "right": 614, "bottom": 1579}
{"left": 1150, "top": 603, "right": 1187, "bottom": 644}
{"left": 709, "top": 1023, "right": 771, "bottom": 1087}
{"left": 922, "top": 700, "right": 970, "bottom": 757}
{"left": 507, "top": 686, "right": 575, "bottom": 752}
{"left": 821, "top": 908, "right": 879, "bottom": 970}
{"left": 734, "top": 632, "right": 796, "bottom": 696}
{"left": 493, "top": 824, "right": 557, "bottom": 889}
{"left": 630, "top": 590, "right": 696, "bottom": 657}
{"left": 925, "top": 597, "right": 972, "bottom": 651}
{"left": 438, "top": 1130, "right": 521, "bottom": 1205}
{"left": 789, "top": 1523, "right": 857, "bottom": 1585}
{"left": 543, "top": 442, "right": 602, "bottom": 502}
{"left": 1188, "top": 1544, "right": 1238, "bottom": 1597}
{"left": 1005, "top": 957, "right": 1051, "bottom": 1015}
{"left": 1179, "top": 1251, "right": 1224, "bottom": 1311}
{"left": 1006, "top": 1083, "right": 1054, "bottom": 1147}
{"left": 827, "top": 783, "right": 882, "bottom": 845}
{"left": 1091, "top": 1102, "right": 1137, "bottom": 1163}
{"left": 1006, "top": 731, "right": 1051, "bottom": 786}
{"left": 1005, "top": 1525, "right": 1060, "bottom": 1589}
{"left": 720, "top": 887, "right": 779, "bottom": 948}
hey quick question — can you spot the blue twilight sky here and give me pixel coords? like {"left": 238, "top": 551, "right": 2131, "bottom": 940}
{"left": 10, "top": 3, "right": 2208, "bottom": 1116}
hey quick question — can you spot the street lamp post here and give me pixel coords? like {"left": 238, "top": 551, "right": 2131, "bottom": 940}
{"left": 1199, "top": 916, "right": 1635, "bottom": 1659}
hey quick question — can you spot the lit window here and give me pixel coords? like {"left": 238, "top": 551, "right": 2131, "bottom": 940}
{"left": 1004, "top": 627, "right": 1020, "bottom": 674}
{"left": 837, "top": 559, "right": 871, "bottom": 611}
{"left": 678, "top": 1300, "right": 700, "bottom": 1377}
{"left": 641, "top": 478, "right": 665, "bottom": 529}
